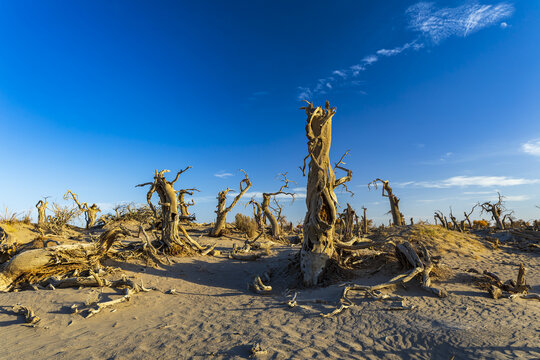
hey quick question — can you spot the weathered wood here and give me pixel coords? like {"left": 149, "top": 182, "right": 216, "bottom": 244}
{"left": 300, "top": 101, "right": 352, "bottom": 286}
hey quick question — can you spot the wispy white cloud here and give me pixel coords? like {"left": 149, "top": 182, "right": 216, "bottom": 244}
{"left": 504, "top": 195, "right": 529, "bottom": 202}
{"left": 400, "top": 175, "right": 540, "bottom": 188}
{"left": 407, "top": 1, "right": 514, "bottom": 43}
{"left": 522, "top": 139, "right": 540, "bottom": 156}
{"left": 242, "top": 191, "right": 305, "bottom": 200}
{"left": 297, "top": 1, "right": 514, "bottom": 100}
{"left": 214, "top": 172, "right": 234, "bottom": 179}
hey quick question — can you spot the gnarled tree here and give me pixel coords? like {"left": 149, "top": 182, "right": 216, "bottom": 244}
{"left": 247, "top": 197, "right": 265, "bottom": 233}
{"left": 64, "top": 190, "right": 101, "bottom": 229}
{"left": 136, "top": 167, "right": 205, "bottom": 253}
{"left": 368, "top": 179, "right": 405, "bottom": 226}
{"left": 300, "top": 101, "right": 352, "bottom": 286}
{"left": 463, "top": 204, "right": 477, "bottom": 229}
{"left": 479, "top": 192, "right": 506, "bottom": 230}
{"left": 434, "top": 210, "right": 448, "bottom": 229}
{"left": 35, "top": 197, "right": 49, "bottom": 226}
{"left": 261, "top": 173, "right": 295, "bottom": 238}
{"left": 210, "top": 170, "right": 251, "bottom": 237}
{"left": 177, "top": 188, "right": 199, "bottom": 221}
{"left": 449, "top": 208, "right": 463, "bottom": 233}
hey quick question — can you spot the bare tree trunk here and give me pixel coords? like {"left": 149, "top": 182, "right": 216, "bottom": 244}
{"left": 262, "top": 194, "right": 280, "bottom": 237}
{"left": 136, "top": 167, "right": 205, "bottom": 253}
{"left": 480, "top": 193, "right": 506, "bottom": 230}
{"left": 340, "top": 204, "right": 355, "bottom": 242}
{"left": 368, "top": 179, "right": 404, "bottom": 226}
{"left": 177, "top": 188, "right": 199, "bottom": 220}
{"left": 300, "top": 102, "right": 352, "bottom": 286}
{"left": 210, "top": 171, "right": 251, "bottom": 237}
{"left": 362, "top": 207, "right": 368, "bottom": 234}
{"left": 449, "top": 209, "right": 463, "bottom": 232}
{"left": 248, "top": 199, "right": 265, "bottom": 232}
{"left": 35, "top": 198, "right": 48, "bottom": 226}
{"left": 434, "top": 211, "right": 448, "bottom": 229}
{"left": 64, "top": 190, "right": 101, "bottom": 229}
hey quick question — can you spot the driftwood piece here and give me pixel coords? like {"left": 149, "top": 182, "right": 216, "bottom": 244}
{"left": 13, "top": 304, "right": 41, "bottom": 325}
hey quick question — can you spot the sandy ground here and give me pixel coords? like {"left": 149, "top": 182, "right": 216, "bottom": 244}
{"left": 0, "top": 223, "right": 538, "bottom": 360}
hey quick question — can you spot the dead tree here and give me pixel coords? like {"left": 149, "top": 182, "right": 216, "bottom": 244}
{"left": 247, "top": 198, "right": 265, "bottom": 232}
{"left": 35, "top": 197, "right": 49, "bottom": 226}
{"left": 177, "top": 188, "right": 199, "bottom": 221}
{"left": 64, "top": 190, "right": 101, "bottom": 229}
{"left": 479, "top": 193, "right": 506, "bottom": 230}
{"left": 0, "top": 228, "right": 128, "bottom": 292}
{"left": 434, "top": 210, "right": 448, "bottom": 229}
{"left": 368, "top": 179, "right": 405, "bottom": 226}
{"left": 361, "top": 207, "right": 368, "bottom": 234}
{"left": 261, "top": 173, "right": 295, "bottom": 238}
{"left": 463, "top": 204, "right": 477, "bottom": 229}
{"left": 300, "top": 101, "right": 352, "bottom": 286}
{"left": 210, "top": 170, "right": 251, "bottom": 237}
{"left": 136, "top": 167, "right": 205, "bottom": 253}
{"left": 339, "top": 204, "right": 356, "bottom": 242}
{"left": 449, "top": 208, "right": 463, "bottom": 232}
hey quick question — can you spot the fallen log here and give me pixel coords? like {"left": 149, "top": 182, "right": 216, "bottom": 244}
{"left": 0, "top": 228, "right": 128, "bottom": 292}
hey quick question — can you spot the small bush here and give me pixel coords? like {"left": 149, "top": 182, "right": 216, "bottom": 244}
{"left": 0, "top": 208, "right": 18, "bottom": 225}
{"left": 473, "top": 219, "right": 489, "bottom": 229}
{"left": 46, "top": 203, "right": 81, "bottom": 234}
{"left": 235, "top": 213, "right": 258, "bottom": 238}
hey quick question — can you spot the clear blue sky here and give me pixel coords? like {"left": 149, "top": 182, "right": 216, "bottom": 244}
{"left": 1, "top": 1, "right": 539, "bottom": 225}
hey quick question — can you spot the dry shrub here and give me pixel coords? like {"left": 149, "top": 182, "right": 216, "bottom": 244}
{"left": 0, "top": 208, "right": 32, "bottom": 225}
{"left": 100, "top": 203, "right": 156, "bottom": 226}
{"left": 46, "top": 203, "right": 80, "bottom": 234}
{"left": 0, "top": 208, "right": 18, "bottom": 225}
{"left": 473, "top": 219, "right": 489, "bottom": 229}
{"left": 235, "top": 213, "right": 258, "bottom": 238}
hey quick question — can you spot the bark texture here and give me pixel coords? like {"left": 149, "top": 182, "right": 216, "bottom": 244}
{"left": 300, "top": 101, "right": 352, "bottom": 286}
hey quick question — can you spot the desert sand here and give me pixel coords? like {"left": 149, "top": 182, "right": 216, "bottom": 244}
{"left": 0, "top": 221, "right": 538, "bottom": 360}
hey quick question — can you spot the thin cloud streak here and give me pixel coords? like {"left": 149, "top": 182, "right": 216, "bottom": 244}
{"left": 298, "top": 1, "right": 513, "bottom": 100}
{"left": 407, "top": 1, "right": 514, "bottom": 43}
{"left": 214, "top": 172, "right": 234, "bottom": 178}
{"left": 399, "top": 176, "right": 540, "bottom": 188}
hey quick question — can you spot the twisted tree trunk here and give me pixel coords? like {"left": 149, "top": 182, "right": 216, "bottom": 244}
{"left": 248, "top": 199, "right": 265, "bottom": 232}
{"left": 210, "top": 170, "right": 251, "bottom": 237}
{"left": 136, "top": 167, "right": 205, "bottom": 253}
{"left": 64, "top": 190, "right": 101, "bottom": 229}
{"left": 177, "top": 188, "right": 199, "bottom": 220}
{"left": 300, "top": 101, "right": 352, "bottom": 286}
{"left": 369, "top": 179, "right": 404, "bottom": 226}
{"left": 480, "top": 193, "right": 506, "bottom": 230}
{"left": 35, "top": 198, "right": 48, "bottom": 226}
{"left": 260, "top": 173, "right": 295, "bottom": 238}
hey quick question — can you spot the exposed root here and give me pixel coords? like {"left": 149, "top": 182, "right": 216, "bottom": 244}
{"left": 250, "top": 275, "right": 272, "bottom": 294}
{"left": 13, "top": 304, "right": 41, "bottom": 326}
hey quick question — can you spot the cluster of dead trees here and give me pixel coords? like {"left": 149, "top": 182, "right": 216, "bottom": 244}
{"left": 3, "top": 100, "right": 540, "bottom": 293}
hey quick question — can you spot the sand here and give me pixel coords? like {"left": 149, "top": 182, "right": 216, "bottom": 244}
{"left": 0, "top": 223, "right": 538, "bottom": 360}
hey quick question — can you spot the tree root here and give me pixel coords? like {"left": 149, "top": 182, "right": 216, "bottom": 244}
{"left": 339, "top": 242, "right": 447, "bottom": 298}
{"left": 250, "top": 275, "right": 272, "bottom": 294}
{"left": 71, "top": 276, "right": 151, "bottom": 318}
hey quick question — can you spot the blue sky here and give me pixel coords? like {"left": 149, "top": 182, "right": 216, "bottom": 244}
{"left": 1, "top": 1, "right": 539, "bottom": 225}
